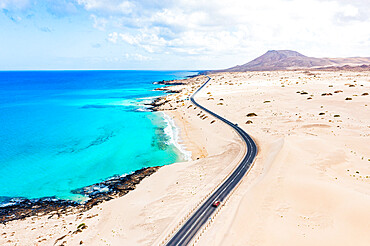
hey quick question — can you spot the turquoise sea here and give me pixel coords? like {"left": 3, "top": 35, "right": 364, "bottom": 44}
{"left": 0, "top": 70, "right": 195, "bottom": 205}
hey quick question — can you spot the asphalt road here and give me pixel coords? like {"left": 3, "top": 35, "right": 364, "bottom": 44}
{"left": 165, "top": 76, "right": 258, "bottom": 246}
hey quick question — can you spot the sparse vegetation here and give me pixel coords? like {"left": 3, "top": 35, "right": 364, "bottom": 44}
{"left": 77, "top": 223, "right": 87, "bottom": 230}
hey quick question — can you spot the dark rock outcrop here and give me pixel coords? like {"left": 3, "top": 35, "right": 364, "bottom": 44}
{"left": 145, "top": 97, "right": 170, "bottom": 111}
{"left": 154, "top": 87, "right": 183, "bottom": 94}
{"left": 153, "top": 80, "right": 185, "bottom": 86}
{"left": 0, "top": 166, "right": 160, "bottom": 224}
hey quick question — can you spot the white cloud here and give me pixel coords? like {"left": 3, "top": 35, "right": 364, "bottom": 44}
{"left": 90, "top": 14, "right": 108, "bottom": 30}
{"left": 0, "top": 0, "right": 30, "bottom": 10}
{"left": 118, "top": 32, "right": 167, "bottom": 53}
{"left": 3, "top": 0, "right": 369, "bottom": 60}
{"left": 124, "top": 53, "right": 152, "bottom": 61}
{"left": 83, "top": 0, "right": 370, "bottom": 64}
{"left": 107, "top": 32, "right": 118, "bottom": 43}
{"left": 95, "top": 0, "right": 367, "bottom": 58}
{"left": 1, "top": 0, "right": 367, "bottom": 69}
{"left": 340, "top": 4, "right": 359, "bottom": 17}
{"left": 77, "top": 0, "right": 134, "bottom": 14}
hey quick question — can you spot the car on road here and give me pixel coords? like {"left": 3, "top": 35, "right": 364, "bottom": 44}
{"left": 212, "top": 201, "right": 221, "bottom": 207}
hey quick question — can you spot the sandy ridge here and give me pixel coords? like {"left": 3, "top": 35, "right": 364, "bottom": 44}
{"left": 1, "top": 70, "right": 369, "bottom": 246}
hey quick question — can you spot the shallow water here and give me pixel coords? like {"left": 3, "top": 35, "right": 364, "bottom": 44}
{"left": 0, "top": 70, "right": 195, "bottom": 204}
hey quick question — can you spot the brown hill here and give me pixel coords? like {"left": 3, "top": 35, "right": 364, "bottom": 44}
{"left": 215, "top": 50, "right": 370, "bottom": 72}
{"left": 314, "top": 64, "right": 370, "bottom": 72}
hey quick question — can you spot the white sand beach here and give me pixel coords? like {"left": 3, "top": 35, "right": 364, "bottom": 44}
{"left": 1, "top": 70, "right": 369, "bottom": 246}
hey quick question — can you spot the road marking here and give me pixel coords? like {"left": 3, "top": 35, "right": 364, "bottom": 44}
{"left": 167, "top": 76, "right": 258, "bottom": 246}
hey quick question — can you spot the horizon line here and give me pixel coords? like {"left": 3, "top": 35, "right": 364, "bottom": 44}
{"left": 0, "top": 69, "right": 205, "bottom": 72}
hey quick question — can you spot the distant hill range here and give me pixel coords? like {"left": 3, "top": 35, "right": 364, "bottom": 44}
{"left": 213, "top": 50, "right": 370, "bottom": 72}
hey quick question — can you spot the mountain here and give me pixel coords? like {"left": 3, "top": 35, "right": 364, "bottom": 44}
{"left": 216, "top": 50, "right": 370, "bottom": 72}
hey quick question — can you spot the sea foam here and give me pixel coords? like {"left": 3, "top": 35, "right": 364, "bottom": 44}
{"left": 162, "top": 112, "right": 192, "bottom": 161}
{"left": 0, "top": 70, "right": 197, "bottom": 204}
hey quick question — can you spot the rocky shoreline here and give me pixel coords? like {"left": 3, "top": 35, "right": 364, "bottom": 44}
{"left": 147, "top": 75, "right": 205, "bottom": 111}
{"left": 145, "top": 97, "right": 171, "bottom": 111}
{"left": 0, "top": 166, "right": 160, "bottom": 224}
{"left": 153, "top": 79, "right": 185, "bottom": 86}
{"left": 0, "top": 75, "right": 201, "bottom": 224}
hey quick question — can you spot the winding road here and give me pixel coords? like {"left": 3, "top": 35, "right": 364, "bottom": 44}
{"left": 165, "top": 76, "right": 258, "bottom": 246}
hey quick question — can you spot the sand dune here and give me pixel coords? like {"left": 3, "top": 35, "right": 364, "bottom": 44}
{"left": 191, "top": 71, "right": 370, "bottom": 246}
{"left": 1, "top": 70, "right": 369, "bottom": 245}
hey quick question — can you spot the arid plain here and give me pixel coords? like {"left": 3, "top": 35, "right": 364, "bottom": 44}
{"left": 1, "top": 70, "right": 369, "bottom": 246}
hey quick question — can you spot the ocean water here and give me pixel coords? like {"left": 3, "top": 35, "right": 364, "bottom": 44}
{"left": 0, "top": 70, "right": 195, "bottom": 204}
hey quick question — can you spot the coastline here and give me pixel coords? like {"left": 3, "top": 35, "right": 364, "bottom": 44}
{"left": 1, "top": 74, "right": 247, "bottom": 245}
{"left": 2, "top": 70, "right": 368, "bottom": 245}
{"left": 183, "top": 70, "right": 370, "bottom": 246}
{"left": 0, "top": 76, "right": 196, "bottom": 224}
{"left": 161, "top": 112, "right": 192, "bottom": 161}
{"left": 0, "top": 166, "right": 160, "bottom": 223}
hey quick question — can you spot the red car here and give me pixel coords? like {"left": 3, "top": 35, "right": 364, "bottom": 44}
{"left": 212, "top": 201, "right": 221, "bottom": 207}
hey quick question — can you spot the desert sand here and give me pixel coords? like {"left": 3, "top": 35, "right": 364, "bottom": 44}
{"left": 1, "top": 70, "right": 369, "bottom": 246}
{"left": 190, "top": 71, "right": 370, "bottom": 246}
{"left": 0, "top": 75, "right": 246, "bottom": 245}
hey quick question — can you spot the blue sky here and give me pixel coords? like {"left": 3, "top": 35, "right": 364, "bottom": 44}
{"left": 0, "top": 0, "right": 369, "bottom": 70}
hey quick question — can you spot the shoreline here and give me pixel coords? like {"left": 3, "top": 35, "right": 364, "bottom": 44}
{"left": 1, "top": 73, "right": 246, "bottom": 245}
{"left": 0, "top": 76, "right": 197, "bottom": 224}
{"left": 161, "top": 111, "right": 192, "bottom": 161}
{"left": 186, "top": 70, "right": 370, "bottom": 246}
{"left": 0, "top": 166, "right": 160, "bottom": 224}
{"left": 3, "top": 70, "right": 367, "bottom": 245}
